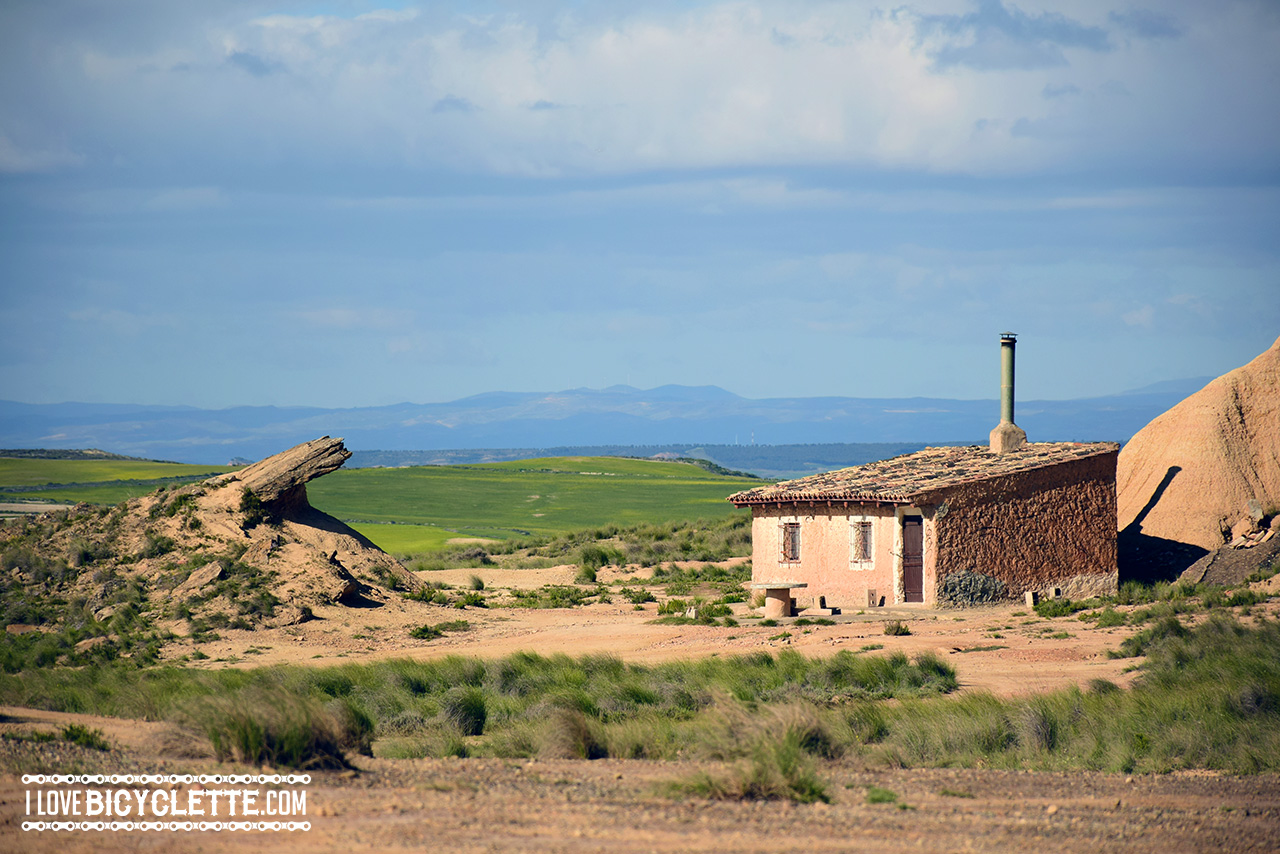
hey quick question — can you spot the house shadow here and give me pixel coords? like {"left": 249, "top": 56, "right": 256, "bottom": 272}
{"left": 1118, "top": 465, "right": 1209, "bottom": 585}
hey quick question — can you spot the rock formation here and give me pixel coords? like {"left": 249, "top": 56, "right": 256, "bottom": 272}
{"left": 1117, "top": 336, "right": 1280, "bottom": 580}
{"left": 213, "top": 435, "right": 352, "bottom": 507}
{"left": 0, "top": 436, "right": 423, "bottom": 642}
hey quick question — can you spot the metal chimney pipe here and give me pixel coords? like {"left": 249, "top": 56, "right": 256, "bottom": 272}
{"left": 989, "top": 332, "right": 1027, "bottom": 454}
{"left": 1000, "top": 333, "right": 1016, "bottom": 424}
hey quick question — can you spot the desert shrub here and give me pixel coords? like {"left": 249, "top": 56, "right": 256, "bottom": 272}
{"left": 1087, "top": 679, "right": 1121, "bottom": 695}
{"left": 865, "top": 786, "right": 898, "bottom": 804}
{"left": 238, "top": 488, "right": 269, "bottom": 528}
{"left": 666, "top": 709, "right": 832, "bottom": 803}
{"left": 404, "top": 586, "right": 450, "bottom": 605}
{"left": 1112, "top": 615, "right": 1188, "bottom": 659}
{"left": 1033, "top": 597, "right": 1099, "bottom": 619}
{"left": 508, "top": 585, "right": 595, "bottom": 609}
{"left": 453, "top": 592, "right": 487, "bottom": 609}
{"left": 467, "top": 574, "right": 485, "bottom": 591}
{"left": 1080, "top": 606, "right": 1126, "bottom": 628}
{"left": 374, "top": 726, "right": 468, "bottom": 759}
{"left": 190, "top": 687, "right": 364, "bottom": 769}
{"left": 618, "top": 586, "right": 656, "bottom": 605}
{"left": 68, "top": 538, "right": 113, "bottom": 567}
{"left": 657, "top": 598, "right": 688, "bottom": 616}
{"left": 577, "top": 544, "right": 621, "bottom": 573}
{"left": 884, "top": 620, "right": 911, "bottom": 636}
{"left": 539, "top": 707, "right": 607, "bottom": 759}
{"left": 61, "top": 723, "right": 110, "bottom": 751}
{"left": 1225, "top": 589, "right": 1270, "bottom": 608}
{"left": 409, "top": 620, "right": 471, "bottom": 641}
{"left": 440, "top": 686, "right": 488, "bottom": 736}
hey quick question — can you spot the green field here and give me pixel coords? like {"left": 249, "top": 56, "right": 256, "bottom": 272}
{"left": 348, "top": 523, "right": 462, "bottom": 554}
{"left": 0, "top": 455, "right": 757, "bottom": 554}
{"left": 308, "top": 457, "right": 758, "bottom": 547}
{"left": 0, "top": 459, "right": 239, "bottom": 505}
{"left": 0, "top": 459, "right": 236, "bottom": 489}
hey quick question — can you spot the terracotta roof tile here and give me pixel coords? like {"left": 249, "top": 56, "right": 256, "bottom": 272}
{"left": 728, "top": 442, "right": 1119, "bottom": 506}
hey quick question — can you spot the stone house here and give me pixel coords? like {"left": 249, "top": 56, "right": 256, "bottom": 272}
{"left": 728, "top": 441, "right": 1119, "bottom": 608}
{"left": 727, "top": 335, "right": 1120, "bottom": 609}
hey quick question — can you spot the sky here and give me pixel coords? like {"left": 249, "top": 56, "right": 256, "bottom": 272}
{"left": 1, "top": 0, "right": 1277, "bottom": 410}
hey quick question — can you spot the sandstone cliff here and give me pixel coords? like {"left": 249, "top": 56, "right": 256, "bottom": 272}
{"left": 1117, "top": 336, "right": 1280, "bottom": 578}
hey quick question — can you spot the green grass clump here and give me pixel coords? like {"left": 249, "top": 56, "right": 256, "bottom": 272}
{"left": 7, "top": 613, "right": 1274, "bottom": 777}
{"left": 1033, "top": 597, "right": 1101, "bottom": 618}
{"left": 618, "top": 586, "right": 656, "bottom": 605}
{"left": 1111, "top": 615, "right": 1188, "bottom": 659}
{"left": 1080, "top": 606, "right": 1127, "bottom": 628}
{"left": 453, "top": 592, "right": 487, "bottom": 609}
{"left": 884, "top": 621, "right": 911, "bottom": 636}
{"left": 190, "top": 687, "right": 370, "bottom": 769}
{"left": 670, "top": 738, "right": 831, "bottom": 804}
{"left": 508, "top": 585, "right": 597, "bottom": 609}
{"left": 0, "top": 648, "right": 956, "bottom": 767}
{"left": 865, "top": 785, "right": 898, "bottom": 804}
{"left": 440, "top": 686, "right": 487, "bottom": 736}
{"left": 60, "top": 723, "right": 110, "bottom": 751}
{"left": 408, "top": 620, "right": 472, "bottom": 641}
{"left": 873, "top": 615, "right": 1280, "bottom": 774}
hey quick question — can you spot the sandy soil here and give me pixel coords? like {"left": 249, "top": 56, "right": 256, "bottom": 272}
{"left": 160, "top": 562, "right": 1148, "bottom": 698}
{"left": 2, "top": 713, "right": 1278, "bottom": 854}
{"left": 3, "top": 566, "right": 1279, "bottom": 853}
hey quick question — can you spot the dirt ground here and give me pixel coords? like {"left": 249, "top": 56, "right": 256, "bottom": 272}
{"left": 3, "top": 564, "right": 1279, "bottom": 852}
{"left": 2, "top": 713, "right": 1278, "bottom": 854}
{"left": 161, "top": 562, "right": 1154, "bottom": 698}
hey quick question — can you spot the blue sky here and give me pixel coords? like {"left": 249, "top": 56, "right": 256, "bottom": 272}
{"left": 1, "top": 0, "right": 1277, "bottom": 409}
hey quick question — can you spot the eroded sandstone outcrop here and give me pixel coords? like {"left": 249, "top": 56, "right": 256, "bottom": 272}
{"left": 1117, "top": 336, "right": 1280, "bottom": 580}
{"left": 0, "top": 437, "right": 423, "bottom": 648}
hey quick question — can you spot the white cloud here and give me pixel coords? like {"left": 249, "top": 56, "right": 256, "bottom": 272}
{"left": 295, "top": 308, "right": 408, "bottom": 330}
{"left": 67, "top": 306, "right": 177, "bottom": 335}
{"left": 0, "top": 133, "right": 84, "bottom": 173}
{"left": 143, "top": 186, "right": 227, "bottom": 211}
{"left": 1122, "top": 304, "right": 1155, "bottom": 327}
{"left": 9, "top": 1, "right": 1269, "bottom": 179}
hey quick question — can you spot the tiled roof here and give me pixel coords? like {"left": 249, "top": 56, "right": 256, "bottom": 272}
{"left": 727, "top": 442, "right": 1118, "bottom": 506}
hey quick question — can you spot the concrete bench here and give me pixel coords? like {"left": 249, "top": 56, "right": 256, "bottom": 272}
{"left": 751, "top": 582, "right": 807, "bottom": 619}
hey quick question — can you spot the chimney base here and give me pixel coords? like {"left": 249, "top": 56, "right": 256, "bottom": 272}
{"left": 989, "top": 421, "right": 1027, "bottom": 455}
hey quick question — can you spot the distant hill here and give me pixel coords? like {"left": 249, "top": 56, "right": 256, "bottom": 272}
{"left": 0, "top": 448, "right": 164, "bottom": 462}
{"left": 0, "top": 381, "right": 1202, "bottom": 466}
{"left": 348, "top": 442, "right": 961, "bottom": 480}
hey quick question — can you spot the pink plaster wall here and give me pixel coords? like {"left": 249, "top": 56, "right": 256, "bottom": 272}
{"left": 750, "top": 505, "right": 899, "bottom": 609}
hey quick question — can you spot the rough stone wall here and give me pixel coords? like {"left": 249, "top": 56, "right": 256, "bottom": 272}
{"left": 750, "top": 504, "right": 897, "bottom": 609}
{"left": 927, "top": 451, "right": 1118, "bottom": 602}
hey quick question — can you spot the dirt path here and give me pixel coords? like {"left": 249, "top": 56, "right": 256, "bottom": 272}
{"left": 2, "top": 732, "right": 1278, "bottom": 854}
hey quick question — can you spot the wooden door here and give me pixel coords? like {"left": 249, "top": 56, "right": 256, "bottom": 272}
{"left": 903, "top": 516, "right": 924, "bottom": 603}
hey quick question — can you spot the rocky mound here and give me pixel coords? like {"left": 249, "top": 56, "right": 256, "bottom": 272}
{"left": 1178, "top": 526, "right": 1280, "bottom": 587}
{"left": 1117, "top": 336, "right": 1280, "bottom": 580}
{"left": 0, "top": 437, "right": 422, "bottom": 661}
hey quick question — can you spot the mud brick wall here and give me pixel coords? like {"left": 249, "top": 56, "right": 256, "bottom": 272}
{"left": 928, "top": 450, "right": 1118, "bottom": 600}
